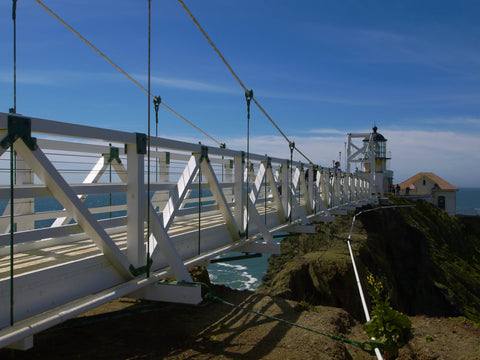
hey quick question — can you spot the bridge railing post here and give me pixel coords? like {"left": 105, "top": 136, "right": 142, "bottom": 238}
{"left": 223, "top": 158, "right": 234, "bottom": 203}
{"left": 126, "top": 141, "right": 146, "bottom": 268}
{"left": 234, "top": 153, "right": 245, "bottom": 234}
{"left": 307, "top": 164, "right": 314, "bottom": 213}
{"left": 281, "top": 162, "right": 289, "bottom": 220}
{"left": 157, "top": 151, "right": 170, "bottom": 210}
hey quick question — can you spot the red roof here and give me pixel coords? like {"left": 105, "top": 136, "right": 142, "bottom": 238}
{"left": 399, "top": 172, "right": 458, "bottom": 191}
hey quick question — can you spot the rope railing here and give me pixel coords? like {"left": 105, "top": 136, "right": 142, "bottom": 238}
{"left": 346, "top": 204, "right": 416, "bottom": 360}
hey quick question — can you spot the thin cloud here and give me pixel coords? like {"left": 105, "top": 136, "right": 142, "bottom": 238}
{"left": 257, "top": 89, "right": 384, "bottom": 106}
{"left": 200, "top": 128, "right": 480, "bottom": 187}
{"left": 421, "top": 116, "right": 480, "bottom": 127}
{"left": 309, "top": 129, "right": 346, "bottom": 136}
{"left": 137, "top": 75, "right": 238, "bottom": 95}
{"left": 0, "top": 70, "right": 57, "bottom": 85}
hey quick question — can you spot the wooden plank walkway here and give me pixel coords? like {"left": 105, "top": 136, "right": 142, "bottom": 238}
{"left": 0, "top": 204, "right": 280, "bottom": 279}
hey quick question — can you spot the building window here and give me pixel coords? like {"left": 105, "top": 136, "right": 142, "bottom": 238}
{"left": 438, "top": 196, "right": 446, "bottom": 210}
{"left": 423, "top": 180, "right": 426, "bottom": 186}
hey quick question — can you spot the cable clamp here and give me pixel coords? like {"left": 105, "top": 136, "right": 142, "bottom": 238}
{"left": 245, "top": 89, "right": 254, "bottom": 102}
{"left": 0, "top": 115, "right": 37, "bottom": 151}
{"left": 289, "top": 141, "right": 295, "bottom": 152}
{"left": 200, "top": 145, "right": 209, "bottom": 162}
{"left": 103, "top": 145, "right": 121, "bottom": 164}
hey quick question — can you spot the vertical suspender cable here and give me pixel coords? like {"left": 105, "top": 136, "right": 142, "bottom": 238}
{"left": 264, "top": 164, "right": 267, "bottom": 225}
{"left": 109, "top": 144, "right": 112, "bottom": 219}
{"left": 289, "top": 142, "right": 294, "bottom": 223}
{"left": 12, "top": 0, "right": 17, "bottom": 114}
{"left": 10, "top": 0, "right": 18, "bottom": 327}
{"left": 245, "top": 90, "right": 253, "bottom": 238}
{"left": 198, "top": 165, "right": 201, "bottom": 254}
{"left": 154, "top": 96, "right": 161, "bottom": 183}
{"left": 10, "top": 146, "right": 15, "bottom": 326}
{"left": 146, "top": 0, "right": 152, "bottom": 278}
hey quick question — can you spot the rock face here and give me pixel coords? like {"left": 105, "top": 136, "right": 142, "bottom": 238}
{"left": 259, "top": 200, "right": 480, "bottom": 323}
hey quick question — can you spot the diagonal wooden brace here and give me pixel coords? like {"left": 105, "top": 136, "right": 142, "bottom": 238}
{"left": 162, "top": 155, "right": 200, "bottom": 231}
{"left": 13, "top": 138, "right": 134, "bottom": 279}
{"left": 200, "top": 156, "right": 240, "bottom": 240}
{"left": 265, "top": 163, "right": 285, "bottom": 222}
{"left": 149, "top": 201, "right": 191, "bottom": 281}
{"left": 246, "top": 196, "right": 274, "bottom": 243}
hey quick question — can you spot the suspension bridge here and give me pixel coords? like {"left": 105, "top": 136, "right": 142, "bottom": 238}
{"left": 0, "top": 111, "right": 375, "bottom": 350}
{"left": 1, "top": 0, "right": 380, "bottom": 352}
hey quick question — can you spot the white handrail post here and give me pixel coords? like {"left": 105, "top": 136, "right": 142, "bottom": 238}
{"left": 224, "top": 158, "right": 233, "bottom": 203}
{"left": 15, "top": 158, "right": 34, "bottom": 231}
{"left": 307, "top": 165, "right": 314, "bottom": 213}
{"left": 281, "top": 162, "right": 289, "bottom": 219}
{"left": 159, "top": 152, "right": 170, "bottom": 208}
{"left": 126, "top": 140, "right": 146, "bottom": 268}
{"left": 234, "top": 153, "right": 245, "bottom": 234}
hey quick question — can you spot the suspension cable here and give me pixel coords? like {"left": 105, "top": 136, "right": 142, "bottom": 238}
{"left": 177, "top": 0, "right": 314, "bottom": 165}
{"left": 33, "top": 0, "right": 222, "bottom": 147}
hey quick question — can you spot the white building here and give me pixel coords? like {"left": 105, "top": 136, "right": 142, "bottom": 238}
{"left": 399, "top": 172, "right": 458, "bottom": 216}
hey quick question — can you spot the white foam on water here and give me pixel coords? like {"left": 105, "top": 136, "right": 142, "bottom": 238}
{"left": 214, "top": 262, "right": 247, "bottom": 271}
{"left": 208, "top": 256, "right": 271, "bottom": 290}
{"left": 241, "top": 271, "right": 258, "bottom": 290}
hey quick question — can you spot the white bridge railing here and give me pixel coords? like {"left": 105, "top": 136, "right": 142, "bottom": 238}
{"left": 0, "top": 112, "right": 374, "bottom": 349}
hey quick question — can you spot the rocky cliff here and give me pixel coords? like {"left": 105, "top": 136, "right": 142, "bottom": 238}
{"left": 259, "top": 199, "right": 480, "bottom": 323}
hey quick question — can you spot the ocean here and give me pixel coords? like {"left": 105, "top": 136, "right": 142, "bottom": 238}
{"left": 208, "top": 187, "right": 480, "bottom": 290}
{"left": 456, "top": 188, "right": 480, "bottom": 216}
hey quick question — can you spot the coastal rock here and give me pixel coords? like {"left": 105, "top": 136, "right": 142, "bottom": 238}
{"left": 260, "top": 200, "right": 480, "bottom": 323}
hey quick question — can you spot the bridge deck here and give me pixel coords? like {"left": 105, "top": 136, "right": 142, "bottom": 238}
{"left": 0, "top": 205, "right": 282, "bottom": 279}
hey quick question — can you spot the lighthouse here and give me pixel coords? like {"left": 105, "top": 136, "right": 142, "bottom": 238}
{"left": 346, "top": 126, "right": 393, "bottom": 196}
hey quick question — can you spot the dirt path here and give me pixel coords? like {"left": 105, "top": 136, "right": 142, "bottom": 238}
{"left": 1, "top": 285, "right": 479, "bottom": 359}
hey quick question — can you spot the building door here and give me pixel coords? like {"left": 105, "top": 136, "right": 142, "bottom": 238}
{"left": 438, "top": 196, "right": 446, "bottom": 210}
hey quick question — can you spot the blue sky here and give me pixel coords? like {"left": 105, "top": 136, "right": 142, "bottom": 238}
{"left": 1, "top": 0, "right": 480, "bottom": 187}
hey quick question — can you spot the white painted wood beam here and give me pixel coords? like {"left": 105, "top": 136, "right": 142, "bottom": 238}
{"left": 13, "top": 139, "right": 133, "bottom": 279}
{"left": 249, "top": 162, "right": 266, "bottom": 205}
{"left": 161, "top": 155, "right": 200, "bottom": 231}
{"left": 200, "top": 157, "right": 240, "bottom": 241}
{"left": 149, "top": 202, "right": 191, "bottom": 282}
{"left": 246, "top": 197, "right": 274, "bottom": 244}
{"left": 126, "top": 144, "right": 146, "bottom": 268}
{"left": 266, "top": 163, "right": 285, "bottom": 222}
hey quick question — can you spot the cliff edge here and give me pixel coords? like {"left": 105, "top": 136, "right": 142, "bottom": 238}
{"left": 259, "top": 199, "right": 480, "bottom": 323}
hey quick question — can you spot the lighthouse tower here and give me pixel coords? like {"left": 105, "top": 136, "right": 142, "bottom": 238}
{"left": 346, "top": 126, "right": 393, "bottom": 196}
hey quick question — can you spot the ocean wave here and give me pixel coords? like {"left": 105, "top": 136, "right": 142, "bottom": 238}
{"left": 214, "top": 262, "right": 247, "bottom": 271}
{"left": 241, "top": 271, "right": 258, "bottom": 290}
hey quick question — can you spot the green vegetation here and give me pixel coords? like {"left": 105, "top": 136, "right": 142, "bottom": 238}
{"left": 362, "top": 274, "right": 411, "bottom": 359}
{"left": 261, "top": 198, "right": 480, "bottom": 334}
{"left": 294, "top": 300, "right": 317, "bottom": 312}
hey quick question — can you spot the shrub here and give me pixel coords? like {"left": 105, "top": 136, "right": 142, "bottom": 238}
{"left": 363, "top": 274, "right": 412, "bottom": 359}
